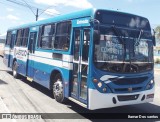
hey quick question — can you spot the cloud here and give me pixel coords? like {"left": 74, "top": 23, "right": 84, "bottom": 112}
{"left": 34, "top": 0, "right": 93, "bottom": 9}
{"left": 38, "top": 17, "right": 46, "bottom": 21}
{"left": 45, "top": 9, "right": 60, "bottom": 15}
{"left": 0, "top": 17, "right": 5, "bottom": 20}
{"left": 7, "top": 15, "right": 20, "bottom": 20}
{"left": 6, "top": 8, "right": 14, "bottom": 12}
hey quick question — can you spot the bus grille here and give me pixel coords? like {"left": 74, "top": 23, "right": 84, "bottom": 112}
{"left": 111, "top": 77, "right": 148, "bottom": 85}
{"left": 117, "top": 94, "right": 139, "bottom": 101}
{"left": 114, "top": 87, "right": 142, "bottom": 93}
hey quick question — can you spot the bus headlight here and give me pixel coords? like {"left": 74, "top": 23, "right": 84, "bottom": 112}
{"left": 146, "top": 80, "right": 154, "bottom": 90}
{"left": 97, "top": 82, "right": 102, "bottom": 88}
{"left": 92, "top": 78, "right": 108, "bottom": 93}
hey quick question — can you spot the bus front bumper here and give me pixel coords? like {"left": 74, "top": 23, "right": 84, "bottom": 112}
{"left": 88, "top": 87, "right": 155, "bottom": 110}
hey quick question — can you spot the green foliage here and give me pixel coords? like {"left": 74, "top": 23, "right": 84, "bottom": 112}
{"left": 155, "top": 26, "right": 160, "bottom": 45}
{"left": 155, "top": 26, "right": 160, "bottom": 39}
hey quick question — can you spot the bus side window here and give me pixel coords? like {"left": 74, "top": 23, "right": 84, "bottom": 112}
{"left": 6, "top": 31, "right": 12, "bottom": 46}
{"left": 82, "top": 29, "right": 90, "bottom": 62}
{"left": 16, "top": 30, "right": 22, "bottom": 46}
{"left": 10, "top": 34, "right": 16, "bottom": 49}
{"left": 40, "top": 24, "right": 55, "bottom": 49}
{"left": 54, "top": 21, "right": 71, "bottom": 51}
{"left": 21, "top": 28, "right": 29, "bottom": 47}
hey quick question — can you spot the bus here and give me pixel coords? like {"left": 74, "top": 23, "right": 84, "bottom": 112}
{"left": 3, "top": 8, "right": 155, "bottom": 110}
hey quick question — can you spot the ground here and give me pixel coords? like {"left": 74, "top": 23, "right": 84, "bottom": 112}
{"left": 0, "top": 57, "right": 160, "bottom": 122}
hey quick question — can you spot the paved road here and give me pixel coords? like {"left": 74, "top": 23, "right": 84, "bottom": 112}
{"left": 0, "top": 57, "right": 160, "bottom": 122}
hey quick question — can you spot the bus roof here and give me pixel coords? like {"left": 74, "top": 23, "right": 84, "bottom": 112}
{"left": 8, "top": 8, "right": 148, "bottom": 31}
{"left": 8, "top": 8, "right": 95, "bottom": 31}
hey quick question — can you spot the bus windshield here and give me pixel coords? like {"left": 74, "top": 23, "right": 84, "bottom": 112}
{"left": 94, "top": 26, "right": 153, "bottom": 73}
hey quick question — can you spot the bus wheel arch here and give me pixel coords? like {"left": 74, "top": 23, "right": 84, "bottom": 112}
{"left": 50, "top": 70, "right": 66, "bottom": 103}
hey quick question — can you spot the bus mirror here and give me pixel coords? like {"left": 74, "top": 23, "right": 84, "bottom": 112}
{"left": 152, "top": 35, "right": 156, "bottom": 46}
{"left": 94, "top": 30, "right": 100, "bottom": 44}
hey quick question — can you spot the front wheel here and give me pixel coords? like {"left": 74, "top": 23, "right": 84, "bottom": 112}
{"left": 53, "top": 74, "right": 66, "bottom": 103}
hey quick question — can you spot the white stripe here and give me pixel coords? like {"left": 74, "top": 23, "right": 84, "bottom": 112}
{"left": 63, "top": 54, "right": 73, "bottom": 62}
{"left": 29, "top": 55, "right": 73, "bottom": 70}
{"left": 34, "top": 51, "right": 52, "bottom": 59}
{"left": 34, "top": 51, "right": 73, "bottom": 62}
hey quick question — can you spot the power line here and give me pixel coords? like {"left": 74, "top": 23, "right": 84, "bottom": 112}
{"left": 5, "top": 0, "right": 59, "bottom": 20}
{"left": 21, "top": 0, "right": 36, "bottom": 16}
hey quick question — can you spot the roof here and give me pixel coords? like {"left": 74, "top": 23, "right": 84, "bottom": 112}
{"left": 8, "top": 8, "right": 95, "bottom": 31}
{"left": 8, "top": 8, "right": 149, "bottom": 31}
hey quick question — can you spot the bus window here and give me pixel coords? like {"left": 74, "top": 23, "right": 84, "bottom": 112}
{"left": 82, "top": 29, "right": 90, "bottom": 62}
{"left": 10, "top": 34, "right": 16, "bottom": 49}
{"left": 16, "top": 29, "right": 23, "bottom": 46}
{"left": 40, "top": 24, "right": 55, "bottom": 49}
{"left": 74, "top": 30, "right": 80, "bottom": 61}
{"left": 54, "top": 21, "right": 71, "bottom": 50}
{"left": 6, "top": 31, "right": 12, "bottom": 45}
{"left": 21, "top": 28, "right": 29, "bottom": 47}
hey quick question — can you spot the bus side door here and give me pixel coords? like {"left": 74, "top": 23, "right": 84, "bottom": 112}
{"left": 27, "top": 31, "right": 37, "bottom": 80}
{"left": 71, "top": 28, "right": 90, "bottom": 104}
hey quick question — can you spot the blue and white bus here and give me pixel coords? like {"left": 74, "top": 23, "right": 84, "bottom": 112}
{"left": 3, "top": 8, "right": 155, "bottom": 110}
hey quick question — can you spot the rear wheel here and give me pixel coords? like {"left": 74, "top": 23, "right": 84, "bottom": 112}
{"left": 53, "top": 73, "right": 66, "bottom": 103}
{"left": 12, "top": 61, "right": 19, "bottom": 78}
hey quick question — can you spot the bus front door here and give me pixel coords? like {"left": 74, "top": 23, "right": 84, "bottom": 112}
{"left": 27, "top": 32, "right": 37, "bottom": 81}
{"left": 71, "top": 28, "right": 90, "bottom": 104}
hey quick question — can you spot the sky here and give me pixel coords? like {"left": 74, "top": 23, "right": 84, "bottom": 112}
{"left": 0, "top": 0, "right": 160, "bottom": 36}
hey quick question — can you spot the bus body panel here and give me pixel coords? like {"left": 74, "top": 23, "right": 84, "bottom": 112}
{"left": 14, "top": 47, "right": 28, "bottom": 76}
{"left": 3, "top": 8, "right": 155, "bottom": 110}
{"left": 88, "top": 87, "right": 154, "bottom": 110}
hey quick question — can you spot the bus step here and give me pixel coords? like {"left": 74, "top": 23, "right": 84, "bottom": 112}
{"left": 68, "top": 97, "right": 87, "bottom": 108}
{"left": 27, "top": 77, "right": 33, "bottom": 82}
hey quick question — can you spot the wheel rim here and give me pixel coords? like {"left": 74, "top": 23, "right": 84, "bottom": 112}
{"left": 13, "top": 70, "right": 16, "bottom": 76}
{"left": 53, "top": 80, "right": 63, "bottom": 98}
{"left": 13, "top": 63, "right": 17, "bottom": 76}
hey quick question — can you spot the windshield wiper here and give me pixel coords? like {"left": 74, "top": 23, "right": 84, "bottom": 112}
{"left": 111, "top": 25, "right": 125, "bottom": 44}
{"left": 135, "top": 29, "right": 143, "bottom": 46}
{"left": 111, "top": 26, "right": 127, "bottom": 62}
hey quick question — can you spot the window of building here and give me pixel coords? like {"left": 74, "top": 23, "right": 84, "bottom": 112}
{"left": 40, "top": 24, "right": 55, "bottom": 49}
{"left": 54, "top": 21, "right": 71, "bottom": 50}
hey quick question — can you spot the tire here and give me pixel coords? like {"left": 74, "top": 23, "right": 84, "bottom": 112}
{"left": 12, "top": 61, "right": 19, "bottom": 78}
{"left": 53, "top": 73, "right": 66, "bottom": 103}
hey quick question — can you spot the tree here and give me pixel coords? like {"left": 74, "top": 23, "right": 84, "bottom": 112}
{"left": 155, "top": 26, "right": 160, "bottom": 45}
{"left": 155, "top": 26, "right": 160, "bottom": 38}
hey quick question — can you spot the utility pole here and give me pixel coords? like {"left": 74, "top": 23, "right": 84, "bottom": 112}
{"left": 36, "top": 8, "right": 39, "bottom": 21}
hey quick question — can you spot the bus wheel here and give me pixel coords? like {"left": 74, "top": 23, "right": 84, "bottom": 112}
{"left": 53, "top": 74, "right": 66, "bottom": 103}
{"left": 12, "top": 61, "right": 19, "bottom": 78}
